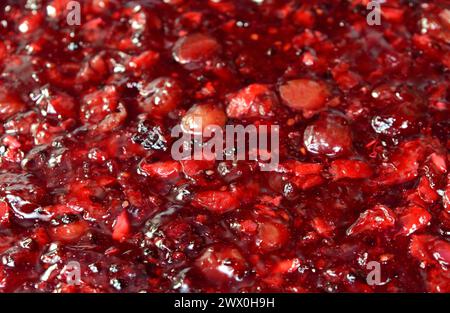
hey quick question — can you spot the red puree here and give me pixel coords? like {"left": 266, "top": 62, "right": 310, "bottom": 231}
{"left": 0, "top": 0, "right": 449, "bottom": 293}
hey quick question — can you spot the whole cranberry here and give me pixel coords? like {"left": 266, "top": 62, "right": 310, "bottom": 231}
{"left": 31, "top": 86, "right": 77, "bottom": 119}
{"left": 181, "top": 103, "right": 227, "bottom": 134}
{"left": 371, "top": 102, "right": 422, "bottom": 137}
{"left": 226, "top": 84, "right": 278, "bottom": 119}
{"left": 303, "top": 112, "right": 353, "bottom": 157}
{"left": 255, "top": 218, "right": 290, "bottom": 252}
{"left": 138, "top": 77, "right": 182, "bottom": 118}
{"left": 80, "top": 85, "right": 119, "bottom": 125}
{"left": 279, "top": 79, "right": 329, "bottom": 116}
{"left": 195, "top": 244, "right": 247, "bottom": 284}
{"left": 49, "top": 220, "right": 89, "bottom": 243}
{"left": 172, "top": 33, "right": 221, "bottom": 65}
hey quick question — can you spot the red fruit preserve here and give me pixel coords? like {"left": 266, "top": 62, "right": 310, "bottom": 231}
{"left": 0, "top": 0, "right": 448, "bottom": 292}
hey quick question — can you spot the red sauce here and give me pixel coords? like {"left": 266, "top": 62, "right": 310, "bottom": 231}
{"left": 0, "top": 0, "right": 449, "bottom": 292}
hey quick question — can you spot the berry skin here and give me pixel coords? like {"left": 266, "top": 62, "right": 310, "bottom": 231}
{"left": 112, "top": 211, "right": 131, "bottom": 242}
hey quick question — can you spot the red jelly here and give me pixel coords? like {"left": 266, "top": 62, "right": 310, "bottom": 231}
{"left": 0, "top": 0, "right": 449, "bottom": 293}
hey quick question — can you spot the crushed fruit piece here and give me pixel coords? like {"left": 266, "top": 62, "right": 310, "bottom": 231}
{"left": 226, "top": 84, "right": 278, "bottom": 119}
{"left": 112, "top": 211, "right": 131, "bottom": 242}
{"left": 346, "top": 205, "right": 396, "bottom": 236}
{"left": 279, "top": 79, "right": 329, "bottom": 116}
{"left": 397, "top": 206, "right": 432, "bottom": 236}
{"left": 330, "top": 159, "right": 373, "bottom": 180}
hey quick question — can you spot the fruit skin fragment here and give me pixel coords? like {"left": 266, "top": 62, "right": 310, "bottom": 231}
{"left": 226, "top": 84, "right": 278, "bottom": 119}
{"left": 330, "top": 159, "right": 373, "bottom": 180}
{"left": 112, "top": 210, "right": 131, "bottom": 242}
{"left": 0, "top": 200, "right": 10, "bottom": 226}
{"left": 417, "top": 176, "right": 439, "bottom": 203}
{"left": 50, "top": 220, "right": 89, "bottom": 243}
{"left": 409, "top": 235, "right": 450, "bottom": 270}
{"left": 139, "top": 161, "right": 181, "bottom": 179}
{"left": 194, "top": 244, "right": 247, "bottom": 284}
{"left": 346, "top": 205, "right": 396, "bottom": 236}
{"left": 272, "top": 258, "right": 301, "bottom": 274}
{"left": 397, "top": 206, "right": 432, "bottom": 236}
{"left": 444, "top": 178, "right": 450, "bottom": 212}
{"left": 278, "top": 160, "right": 323, "bottom": 176}
{"left": 192, "top": 190, "right": 240, "bottom": 214}
{"left": 376, "top": 139, "right": 427, "bottom": 186}
{"left": 255, "top": 218, "right": 290, "bottom": 252}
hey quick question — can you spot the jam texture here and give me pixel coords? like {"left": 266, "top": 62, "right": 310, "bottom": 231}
{"left": 0, "top": 0, "right": 449, "bottom": 292}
